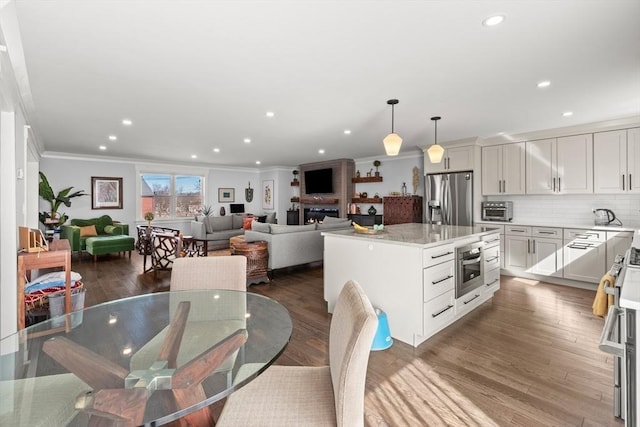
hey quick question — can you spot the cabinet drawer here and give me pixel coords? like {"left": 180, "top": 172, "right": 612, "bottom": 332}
{"left": 484, "top": 245, "right": 500, "bottom": 271}
{"left": 563, "top": 228, "right": 606, "bottom": 242}
{"left": 482, "top": 232, "right": 501, "bottom": 248}
{"left": 532, "top": 227, "right": 562, "bottom": 239}
{"left": 505, "top": 225, "right": 531, "bottom": 235}
{"left": 423, "top": 261, "right": 454, "bottom": 301}
{"left": 456, "top": 289, "right": 484, "bottom": 314}
{"left": 484, "top": 267, "right": 500, "bottom": 292}
{"left": 423, "top": 244, "right": 455, "bottom": 268}
{"left": 423, "top": 290, "right": 455, "bottom": 333}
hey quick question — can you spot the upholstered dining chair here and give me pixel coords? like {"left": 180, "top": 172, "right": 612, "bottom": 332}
{"left": 216, "top": 280, "right": 378, "bottom": 427}
{"left": 130, "top": 256, "right": 248, "bottom": 387}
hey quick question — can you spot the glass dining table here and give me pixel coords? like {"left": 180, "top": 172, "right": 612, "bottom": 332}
{"left": 0, "top": 290, "right": 292, "bottom": 426}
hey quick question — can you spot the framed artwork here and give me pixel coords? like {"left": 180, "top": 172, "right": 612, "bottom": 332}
{"left": 262, "top": 180, "right": 274, "bottom": 210}
{"left": 91, "top": 177, "right": 123, "bottom": 209}
{"left": 218, "top": 188, "right": 235, "bottom": 203}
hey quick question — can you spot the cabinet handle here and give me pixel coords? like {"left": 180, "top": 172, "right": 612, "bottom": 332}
{"left": 569, "top": 244, "right": 590, "bottom": 250}
{"left": 553, "top": 177, "right": 556, "bottom": 192}
{"left": 532, "top": 239, "right": 536, "bottom": 254}
{"left": 486, "top": 278, "right": 499, "bottom": 286}
{"left": 510, "top": 229, "right": 526, "bottom": 233}
{"left": 623, "top": 174, "right": 626, "bottom": 191}
{"left": 485, "top": 238, "right": 500, "bottom": 244}
{"left": 432, "top": 275, "right": 453, "bottom": 285}
{"left": 485, "top": 256, "right": 499, "bottom": 263}
{"left": 463, "top": 294, "right": 481, "bottom": 305}
{"left": 432, "top": 304, "right": 454, "bottom": 318}
{"left": 537, "top": 231, "right": 556, "bottom": 235}
{"left": 630, "top": 174, "right": 633, "bottom": 191}
{"left": 558, "top": 177, "right": 561, "bottom": 192}
{"left": 502, "top": 180, "right": 506, "bottom": 193}
{"left": 527, "top": 239, "right": 530, "bottom": 253}
{"left": 431, "top": 251, "right": 453, "bottom": 259}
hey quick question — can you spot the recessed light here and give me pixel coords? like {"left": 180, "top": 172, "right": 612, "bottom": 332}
{"left": 265, "top": 111, "right": 275, "bottom": 118}
{"left": 318, "top": 149, "right": 325, "bottom": 154}
{"left": 255, "top": 160, "right": 261, "bottom": 165}
{"left": 191, "top": 154, "right": 197, "bottom": 159}
{"left": 99, "top": 145, "right": 107, "bottom": 150}
{"left": 483, "top": 15, "right": 505, "bottom": 27}
{"left": 213, "top": 148, "right": 220, "bottom": 153}
{"left": 108, "top": 135, "right": 117, "bottom": 141}
{"left": 244, "top": 138, "right": 251, "bottom": 144}
{"left": 0, "top": 45, "right": 7, "bottom": 53}
{"left": 344, "top": 130, "right": 351, "bottom": 135}
{"left": 562, "top": 111, "right": 573, "bottom": 117}
{"left": 537, "top": 80, "right": 551, "bottom": 88}
{"left": 122, "top": 119, "right": 132, "bottom": 126}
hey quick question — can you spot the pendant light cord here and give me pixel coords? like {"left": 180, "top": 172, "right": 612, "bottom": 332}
{"left": 391, "top": 104, "right": 395, "bottom": 133}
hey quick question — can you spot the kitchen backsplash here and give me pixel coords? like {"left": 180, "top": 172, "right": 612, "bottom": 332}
{"left": 485, "top": 194, "right": 640, "bottom": 228}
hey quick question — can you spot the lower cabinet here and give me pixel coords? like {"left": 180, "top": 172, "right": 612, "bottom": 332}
{"left": 562, "top": 228, "right": 606, "bottom": 283}
{"left": 504, "top": 226, "right": 563, "bottom": 278}
{"left": 423, "top": 290, "right": 455, "bottom": 337}
{"left": 606, "top": 231, "right": 634, "bottom": 267}
{"left": 529, "top": 237, "right": 563, "bottom": 277}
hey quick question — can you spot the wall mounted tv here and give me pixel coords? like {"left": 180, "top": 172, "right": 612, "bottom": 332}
{"left": 304, "top": 168, "right": 334, "bottom": 194}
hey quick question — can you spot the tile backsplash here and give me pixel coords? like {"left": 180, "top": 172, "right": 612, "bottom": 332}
{"left": 486, "top": 194, "right": 640, "bottom": 228}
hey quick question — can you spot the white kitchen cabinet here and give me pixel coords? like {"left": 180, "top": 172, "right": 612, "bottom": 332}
{"left": 606, "top": 231, "right": 634, "bottom": 267}
{"left": 504, "top": 226, "right": 563, "bottom": 277}
{"left": 425, "top": 145, "right": 474, "bottom": 174}
{"left": 562, "top": 228, "right": 606, "bottom": 283}
{"left": 525, "top": 134, "right": 593, "bottom": 194}
{"left": 481, "top": 143, "right": 525, "bottom": 195}
{"left": 594, "top": 128, "right": 640, "bottom": 194}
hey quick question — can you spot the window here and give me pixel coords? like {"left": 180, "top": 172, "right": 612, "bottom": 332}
{"left": 140, "top": 173, "right": 204, "bottom": 219}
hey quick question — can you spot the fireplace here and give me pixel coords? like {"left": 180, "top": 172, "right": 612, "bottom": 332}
{"left": 304, "top": 208, "right": 339, "bottom": 223}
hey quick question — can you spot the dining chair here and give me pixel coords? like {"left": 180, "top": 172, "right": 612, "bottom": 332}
{"left": 216, "top": 280, "right": 378, "bottom": 427}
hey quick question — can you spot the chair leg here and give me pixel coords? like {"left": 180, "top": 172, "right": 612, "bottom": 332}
{"left": 93, "top": 254, "right": 97, "bottom": 264}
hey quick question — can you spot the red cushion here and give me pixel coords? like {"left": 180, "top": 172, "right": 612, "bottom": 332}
{"left": 242, "top": 217, "right": 254, "bottom": 230}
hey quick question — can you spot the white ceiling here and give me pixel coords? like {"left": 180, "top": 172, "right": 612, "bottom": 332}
{"left": 6, "top": 0, "right": 640, "bottom": 168}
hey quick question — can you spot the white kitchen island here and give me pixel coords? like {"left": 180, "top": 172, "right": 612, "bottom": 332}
{"left": 323, "top": 223, "right": 501, "bottom": 347}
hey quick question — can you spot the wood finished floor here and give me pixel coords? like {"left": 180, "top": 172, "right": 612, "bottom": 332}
{"left": 71, "top": 251, "right": 622, "bottom": 427}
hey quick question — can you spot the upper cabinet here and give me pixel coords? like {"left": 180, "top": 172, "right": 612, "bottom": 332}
{"left": 424, "top": 145, "right": 474, "bottom": 174}
{"left": 525, "top": 134, "right": 593, "bottom": 195}
{"left": 594, "top": 128, "right": 640, "bottom": 193}
{"left": 481, "top": 143, "right": 525, "bottom": 195}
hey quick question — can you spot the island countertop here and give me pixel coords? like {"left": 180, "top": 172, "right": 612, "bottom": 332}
{"left": 321, "top": 223, "right": 498, "bottom": 248}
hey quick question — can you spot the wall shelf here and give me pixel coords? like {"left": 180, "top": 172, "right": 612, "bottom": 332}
{"left": 290, "top": 181, "right": 300, "bottom": 186}
{"left": 351, "top": 197, "right": 382, "bottom": 204}
{"left": 352, "top": 176, "right": 383, "bottom": 183}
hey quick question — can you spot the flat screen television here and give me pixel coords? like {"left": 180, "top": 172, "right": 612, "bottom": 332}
{"left": 304, "top": 168, "right": 334, "bottom": 194}
{"left": 230, "top": 204, "right": 245, "bottom": 213}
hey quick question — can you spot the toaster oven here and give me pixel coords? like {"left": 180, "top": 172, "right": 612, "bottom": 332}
{"left": 481, "top": 201, "right": 513, "bottom": 222}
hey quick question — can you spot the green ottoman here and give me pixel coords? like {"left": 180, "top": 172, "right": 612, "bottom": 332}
{"left": 85, "top": 235, "right": 135, "bottom": 263}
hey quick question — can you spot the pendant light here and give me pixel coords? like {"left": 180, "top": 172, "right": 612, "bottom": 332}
{"left": 427, "top": 116, "right": 445, "bottom": 163}
{"left": 383, "top": 99, "right": 402, "bottom": 156}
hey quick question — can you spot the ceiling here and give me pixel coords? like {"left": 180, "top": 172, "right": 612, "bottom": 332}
{"left": 5, "top": 0, "right": 640, "bottom": 168}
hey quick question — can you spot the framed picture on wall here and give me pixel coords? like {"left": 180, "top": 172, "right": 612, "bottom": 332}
{"left": 218, "top": 188, "right": 235, "bottom": 203}
{"left": 91, "top": 177, "right": 123, "bottom": 209}
{"left": 262, "top": 180, "right": 274, "bottom": 210}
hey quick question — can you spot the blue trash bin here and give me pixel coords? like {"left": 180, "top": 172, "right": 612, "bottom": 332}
{"left": 371, "top": 307, "right": 393, "bottom": 351}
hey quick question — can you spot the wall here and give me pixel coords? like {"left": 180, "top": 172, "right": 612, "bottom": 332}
{"left": 486, "top": 194, "right": 640, "bottom": 228}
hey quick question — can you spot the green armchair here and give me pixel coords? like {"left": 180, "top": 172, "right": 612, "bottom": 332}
{"left": 61, "top": 215, "right": 129, "bottom": 256}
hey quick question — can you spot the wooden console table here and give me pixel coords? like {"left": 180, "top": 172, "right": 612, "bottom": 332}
{"left": 17, "top": 239, "right": 71, "bottom": 330}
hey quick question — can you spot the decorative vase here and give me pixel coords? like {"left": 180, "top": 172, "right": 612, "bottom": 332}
{"left": 220, "top": 206, "right": 226, "bottom": 216}
{"left": 368, "top": 205, "right": 377, "bottom": 216}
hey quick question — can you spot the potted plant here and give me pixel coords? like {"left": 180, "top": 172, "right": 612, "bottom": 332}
{"left": 38, "top": 172, "right": 87, "bottom": 228}
{"left": 373, "top": 160, "right": 381, "bottom": 177}
{"left": 201, "top": 205, "right": 213, "bottom": 216}
{"left": 292, "top": 170, "right": 299, "bottom": 182}
{"left": 144, "top": 211, "right": 155, "bottom": 225}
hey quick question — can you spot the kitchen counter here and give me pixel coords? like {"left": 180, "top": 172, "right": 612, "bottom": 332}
{"left": 475, "top": 220, "right": 639, "bottom": 233}
{"left": 322, "top": 223, "right": 497, "bottom": 248}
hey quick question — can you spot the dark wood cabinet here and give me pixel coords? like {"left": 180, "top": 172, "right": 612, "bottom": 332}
{"left": 287, "top": 210, "right": 300, "bottom": 225}
{"left": 347, "top": 214, "right": 383, "bottom": 226}
{"left": 383, "top": 196, "right": 423, "bottom": 225}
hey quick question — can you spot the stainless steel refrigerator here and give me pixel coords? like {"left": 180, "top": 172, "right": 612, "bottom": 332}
{"left": 425, "top": 172, "right": 473, "bottom": 226}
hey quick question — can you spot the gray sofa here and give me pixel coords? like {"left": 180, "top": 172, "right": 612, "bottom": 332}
{"left": 244, "top": 217, "right": 352, "bottom": 270}
{"left": 190, "top": 215, "right": 245, "bottom": 248}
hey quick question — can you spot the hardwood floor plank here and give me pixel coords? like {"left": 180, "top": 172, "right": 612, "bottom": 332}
{"left": 65, "top": 251, "right": 622, "bottom": 426}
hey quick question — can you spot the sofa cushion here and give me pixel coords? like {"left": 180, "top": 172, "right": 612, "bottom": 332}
{"left": 322, "top": 216, "right": 350, "bottom": 224}
{"left": 270, "top": 224, "right": 315, "bottom": 235}
{"left": 79, "top": 225, "right": 98, "bottom": 237}
{"left": 70, "top": 215, "right": 113, "bottom": 234}
{"left": 232, "top": 214, "right": 245, "bottom": 230}
{"left": 251, "top": 222, "right": 270, "bottom": 233}
{"left": 210, "top": 216, "right": 233, "bottom": 231}
{"left": 316, "top": 222, "right": 352, "bottom": 231}
{"left": 265, "top": 212, "right": 277, "bottom": 224}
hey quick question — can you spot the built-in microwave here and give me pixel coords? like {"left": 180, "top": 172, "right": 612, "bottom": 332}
{"left": 481, "top": 201, "right": 513, "bottom": 222}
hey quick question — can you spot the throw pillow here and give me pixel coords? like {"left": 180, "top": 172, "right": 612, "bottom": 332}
{"left": 79, "top": 225, "right": 98, "bottom": 237}
{"left": 202, "top": 216, "right": 214, "bottom": 234}
{"left": 251, "top": 222, "right": 270, "bottom": 233}
{"left": 322, "top": 216, "right": 350, "bottom": 224}
{"left": 269, "top": 224, "right": 315, "bottom": 234}
{"left": 243, "top": 217, "right": 255, "bottom": 230}
{"left": 256, "top": 215, "right": 267, "bottom": 223}
{"left": 265, "top": 212, "right": 277, "bottom": 224}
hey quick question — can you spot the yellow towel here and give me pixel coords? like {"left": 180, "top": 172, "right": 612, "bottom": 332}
{"left": 592, "top": 273, "right": 615, "bottom": 318}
